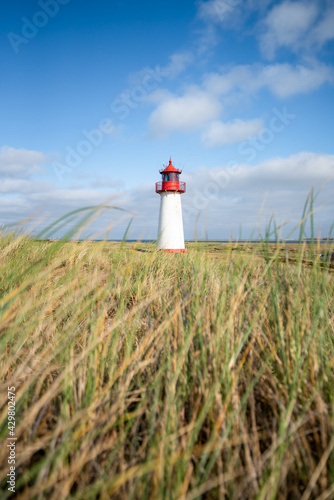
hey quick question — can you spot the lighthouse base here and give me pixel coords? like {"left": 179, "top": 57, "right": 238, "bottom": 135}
{"left": 161, "top": 249, "right": 186, "bottom": 253}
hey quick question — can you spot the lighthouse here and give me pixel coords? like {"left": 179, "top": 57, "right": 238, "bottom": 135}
{"left": 156, "top": 159, "right": 186, "bottom": 253}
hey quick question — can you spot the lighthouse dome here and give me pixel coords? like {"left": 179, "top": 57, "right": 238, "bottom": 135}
{"left": 156, "top": 158, "right": 186, "bottom": 194}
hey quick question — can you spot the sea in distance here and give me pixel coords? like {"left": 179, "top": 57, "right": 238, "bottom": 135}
{"left": 91, "top": 239, "right": 333, "bottom": 244}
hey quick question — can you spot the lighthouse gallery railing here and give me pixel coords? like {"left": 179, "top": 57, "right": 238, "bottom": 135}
{"left": 155, "top": 181, "right": 186, "bottom": 193}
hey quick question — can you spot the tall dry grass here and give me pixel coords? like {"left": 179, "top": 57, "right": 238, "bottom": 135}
{"left": 0, "top": 209, "right": 333, "bottom": 499}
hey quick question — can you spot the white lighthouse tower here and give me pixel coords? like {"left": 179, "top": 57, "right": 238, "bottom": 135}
{"left": 156, "top": 158, "right": 186, "bottom": 253}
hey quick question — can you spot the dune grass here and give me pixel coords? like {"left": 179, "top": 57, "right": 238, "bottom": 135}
{"left": 0, "top": 221, "right": 334, "bottom": 499}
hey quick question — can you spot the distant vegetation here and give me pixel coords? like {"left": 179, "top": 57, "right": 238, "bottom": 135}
{"left": 0, "top": 209, "right": 334, "bottom": 499}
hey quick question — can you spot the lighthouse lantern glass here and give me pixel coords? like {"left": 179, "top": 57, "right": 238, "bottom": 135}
{"left": 162, "top": 172, "right": 179, "bottom": 181}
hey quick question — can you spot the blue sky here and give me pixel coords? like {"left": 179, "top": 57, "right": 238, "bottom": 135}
{"left": 1, "top": 0, "right": 334, "bottom": 240}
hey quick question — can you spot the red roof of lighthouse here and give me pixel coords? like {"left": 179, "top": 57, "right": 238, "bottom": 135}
{"left": 159, "top": 159, "right": 182, "bottom": 174}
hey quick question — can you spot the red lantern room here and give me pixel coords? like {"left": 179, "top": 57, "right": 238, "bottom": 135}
{"left": 155, "top": 159, "right": 186, "bottom": 194}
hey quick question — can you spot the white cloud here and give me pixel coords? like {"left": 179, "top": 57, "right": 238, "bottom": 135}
{"left": 204, "top": 61, "right": 334, "bottom": 98}
{"left": 201, "top": 118, "right": 263, "bottom": 147}
{"left": 236, "top": 152, "right": 334, "bottom": 186}
{"left": 0, "top": 146, "right": 47, "bottom": 177}
{"left": 185, "top": 152, "right": 334, "bottom": 199}
{"left": 198, "top": 0, "right": 238, "bottom": 24}
{"left": 145, "top": 88, "right": 174, "bottom": 104}
{"left": 2, "top": 185, "right": 132, "bottom": 238}
{"left": 312, "top": 6, "right": 334, "bottom": 47}
{"left": 91, "top": 178, "right": 124, "bottom": 189}
{"left": 259, "top": 1, "right": 334, "bottom": 59}
{"left": 259, "top": 1, "right": 318, "bottom": 59}
{"left": 198, "top": 0, "right": 334, "bottom": 61}
{"left": 1, "top": 147, "right": 333, "bottom": 240}
{"left": 0, "top": 146, "right": 131, "bottom": 238}
{"left": 198, "top": 0, "right": 273, "bottom": 27}
{"left": 0, "top": 179, "right": 52, "bottom": 194}
{"left": 128, "top": 51, "right": 193, "bottom": 87}
{"left": 147, "top": 59, "right": 332, "bottom": 141}
{"left": 148, "top": 88, "right": 222, "bottom": 137}
{"left": 143, "top": 1, "right": 334, "bottom": 146}
{"left": 0, "top": 146, "right": 59, "bottom": 200}
{"left": 258, "top": 61, "right": 334, "bottom": 97}
{"left": 162, "top": 52, "right": 194, "bottom": 78}
{"left": 182, "top": 152, "right": 334, "bottom": 238}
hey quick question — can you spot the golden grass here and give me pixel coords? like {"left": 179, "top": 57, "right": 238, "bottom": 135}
{"left": 0, "top": 233, "right": 333, "bottom": 499}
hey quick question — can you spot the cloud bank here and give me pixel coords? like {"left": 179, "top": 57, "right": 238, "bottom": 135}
{"left": 1, "top": 147, "right": 333, "bottom": 240}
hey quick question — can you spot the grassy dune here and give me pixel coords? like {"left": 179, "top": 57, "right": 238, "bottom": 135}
{"left": 0, "top": 231, "right": 334, "bottom": 499}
